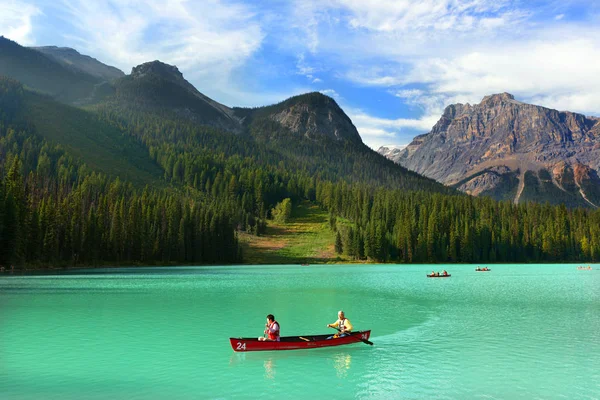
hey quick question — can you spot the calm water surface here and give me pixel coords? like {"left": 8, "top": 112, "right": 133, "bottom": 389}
{"left": 1, "top": 264, "right": 599, "bottom": 399}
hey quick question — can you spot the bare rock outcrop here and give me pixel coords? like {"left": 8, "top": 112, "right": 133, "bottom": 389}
{"left": 378, "top": 93, "right": 600, "bottom": 207}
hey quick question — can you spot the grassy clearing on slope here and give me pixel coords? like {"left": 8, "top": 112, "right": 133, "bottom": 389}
{"left": 240, "top": 201, "right": 351, "bottom": 264}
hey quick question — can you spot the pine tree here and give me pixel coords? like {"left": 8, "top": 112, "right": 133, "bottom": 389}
{"left": 335, "top": 231, "right": 343, "bottom": 254}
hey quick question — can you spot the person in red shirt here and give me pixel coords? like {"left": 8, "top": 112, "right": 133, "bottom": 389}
{"left": 258, "top": 314, "right": 280, "bottom": 341}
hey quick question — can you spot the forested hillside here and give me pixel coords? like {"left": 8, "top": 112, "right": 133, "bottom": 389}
{"left": 0, "top": 78, "right": 239, "bottom": 267}
{"left": 0, "top": 37, "right": 106, "bottom": 104}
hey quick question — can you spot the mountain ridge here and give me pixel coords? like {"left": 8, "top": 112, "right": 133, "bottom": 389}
{"left": 379, "top": 93, "right": 600, "bottom": 207}
{"left": 0, "top": 36, "right": 102, "bottom": 104}
{"left": 31, "top": 45, "right": 125, "bottom": 81}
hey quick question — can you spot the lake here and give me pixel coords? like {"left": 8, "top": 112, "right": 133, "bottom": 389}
{"left": 1, "top": 264, "right": 599, "bottom": 399}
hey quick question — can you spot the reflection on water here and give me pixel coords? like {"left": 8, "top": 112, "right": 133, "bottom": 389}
{"left": 229, "top": 349, "right": 354, "bottom": 381}
{"left": 229, "top": 352, "right": 245, "bottom": 366}
{"left": 333, "top": 352, "right": 352, "bottom": 378}
{"left": 264, "top": 358, "right": 275, "bottom": 379}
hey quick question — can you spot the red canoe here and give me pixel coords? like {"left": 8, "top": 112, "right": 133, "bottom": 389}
{"left": 427, "top": 274, "right": 451, "bottom": 278}
{"left": 230, "top": 330, "right": 371, "bottom": 352}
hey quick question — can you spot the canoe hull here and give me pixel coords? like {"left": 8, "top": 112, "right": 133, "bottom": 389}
{"left": 427, "top": 274, "right": 451, "bottom": 278}
{"left": 230, "top": 330, "right": 371, "bottom": 352}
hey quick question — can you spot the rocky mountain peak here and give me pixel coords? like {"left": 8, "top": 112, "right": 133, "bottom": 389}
{"left": 482, "top": 92, "right": 515, "bottom": 101}
{"left": 131, "top": 61, "right": 184, "bottom": 82}
{"left": 378, "top": 93, "right": 600, "bottom": 208}
{"left": 121, "top": 60, "right": 241, "bottom": 132}
{"left": 480, "top": 92, "right": 522, "bottom": 107}
{"left": 256, "top": 92, "right": 363, "bottom": 143}
{"left": 441, "top": 103, "right": 472, "bottom": 119}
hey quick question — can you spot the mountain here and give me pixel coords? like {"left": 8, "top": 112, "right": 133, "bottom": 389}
{"left": 0, "top": 36, "right": 110, "bottom": 104}
{"left": 377, "top": 144, "right": 407, "bottom": 159}
{"left": 0, "top": 37, "right": 386, "bottom": 147}
{"left": 108, "top": 60, "right": 242, "bottom": 133}
{"left": 109, "top": 63, "right": 363, "bottom": 143}
{"left": 0, "top": 77, "right": 162, "bottom": 186}
{"left": 235, "top": 92, "right": 363, "bottom": 143}
{"left": 32, "top": 46, "right": 125, "bottom": 81}
{"left": 102, "top": 64, "right": 448, "bottom": 191}
{"left": 379, "top": 93, "right": 600, "bottom": 208}
{"left": 0, "top": 36, "right": 449, "bottom": 192}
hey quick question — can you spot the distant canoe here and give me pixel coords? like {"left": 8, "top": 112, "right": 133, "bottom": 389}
{"left": 427, "top": 274, "right": 451, "bottom": 278}
{"left": 475, "top": 269, "right": 491, "bottom": 272}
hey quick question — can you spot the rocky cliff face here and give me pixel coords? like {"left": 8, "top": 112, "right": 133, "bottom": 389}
{"left": 270, "top": 93, "right": 363, "bottom": 143}
{"left": 379, "top": 93, "right": 600, "bottom": 207}
{"left": 377, "top": 145, "right": 407, "bottom": 158}
{"left": 237, "top": 92, "right": 363, "bottom": 143}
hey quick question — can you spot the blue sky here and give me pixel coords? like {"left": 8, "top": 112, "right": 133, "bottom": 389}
{"left": 2, "top": 0, "right": 600, "bottom": 149}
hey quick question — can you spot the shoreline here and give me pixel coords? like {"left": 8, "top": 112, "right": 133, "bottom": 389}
{"left": 1, "top": 261, "right": 597, "bottom": 275}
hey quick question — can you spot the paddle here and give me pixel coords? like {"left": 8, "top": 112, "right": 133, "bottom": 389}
{"left": 329, "top": 326, "right": 373, "bottom": 346}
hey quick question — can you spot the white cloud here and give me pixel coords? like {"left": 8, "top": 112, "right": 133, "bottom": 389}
{"left": 391, "top": 89, "right": 480, "bottom": 117}
{"left": 56, "top": 0, "right": 263, "bottom": 102}
{"left": 346, "top": 107, "right": 440, "bottom": 149}
{"left": 402, "top": 36, "right": 600, "bottom": 115}
{"left": 0, "top": 1, "right": 41, "bottom": 45}
{"left": 289, "top": 0, "right": 326, "bottom": 53}
{"left": 393, "top": 89, "right": 425, "bottom": 99}
{"left": 333, "top": 1, "right": 600, "bottom": 118}
{"left": 296, "top": 53, "right": 318, "bottom": 80}
{"left": 335, "top": 0, "right": 516, "bottom": 33}
{"left": 320, "top": 89, "right": 340, "bottom": 98}
{"left": 224, "top": 86, "right": 314, "bottom": 108}
{"left": 345, "top": 69, "right": 405, "bottom": 86}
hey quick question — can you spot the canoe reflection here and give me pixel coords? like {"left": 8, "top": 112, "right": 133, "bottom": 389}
{"left": 229, "top": 350, "right": 354, "bottom": 379}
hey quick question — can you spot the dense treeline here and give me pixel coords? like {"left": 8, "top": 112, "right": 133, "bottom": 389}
{"left": 0, "top": 78, "right": 240, "bottom": 268}
{"left": 0, "top": 161, "right": 239, "bottom": 267}
{"left": 319, "top": 184, "right": 600, "bottom": 263}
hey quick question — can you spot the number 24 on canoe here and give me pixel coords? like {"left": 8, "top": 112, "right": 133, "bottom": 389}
{"left": 229, "top": 330, "right": 373, "bottom": 352}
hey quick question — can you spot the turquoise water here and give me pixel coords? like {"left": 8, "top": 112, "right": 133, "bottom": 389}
{"left": 1, "top": 264, "right": 599, "bottom": 399}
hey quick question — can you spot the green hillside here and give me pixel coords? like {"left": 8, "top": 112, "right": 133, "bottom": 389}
{"left": 0, "top": 77, "right": 240, "bottom": 268}
{"left": 0, "top": 36, "right": 103, "bottom": 104}
{"left": 24, "top": 91, "right": 162, "bottom": 187}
